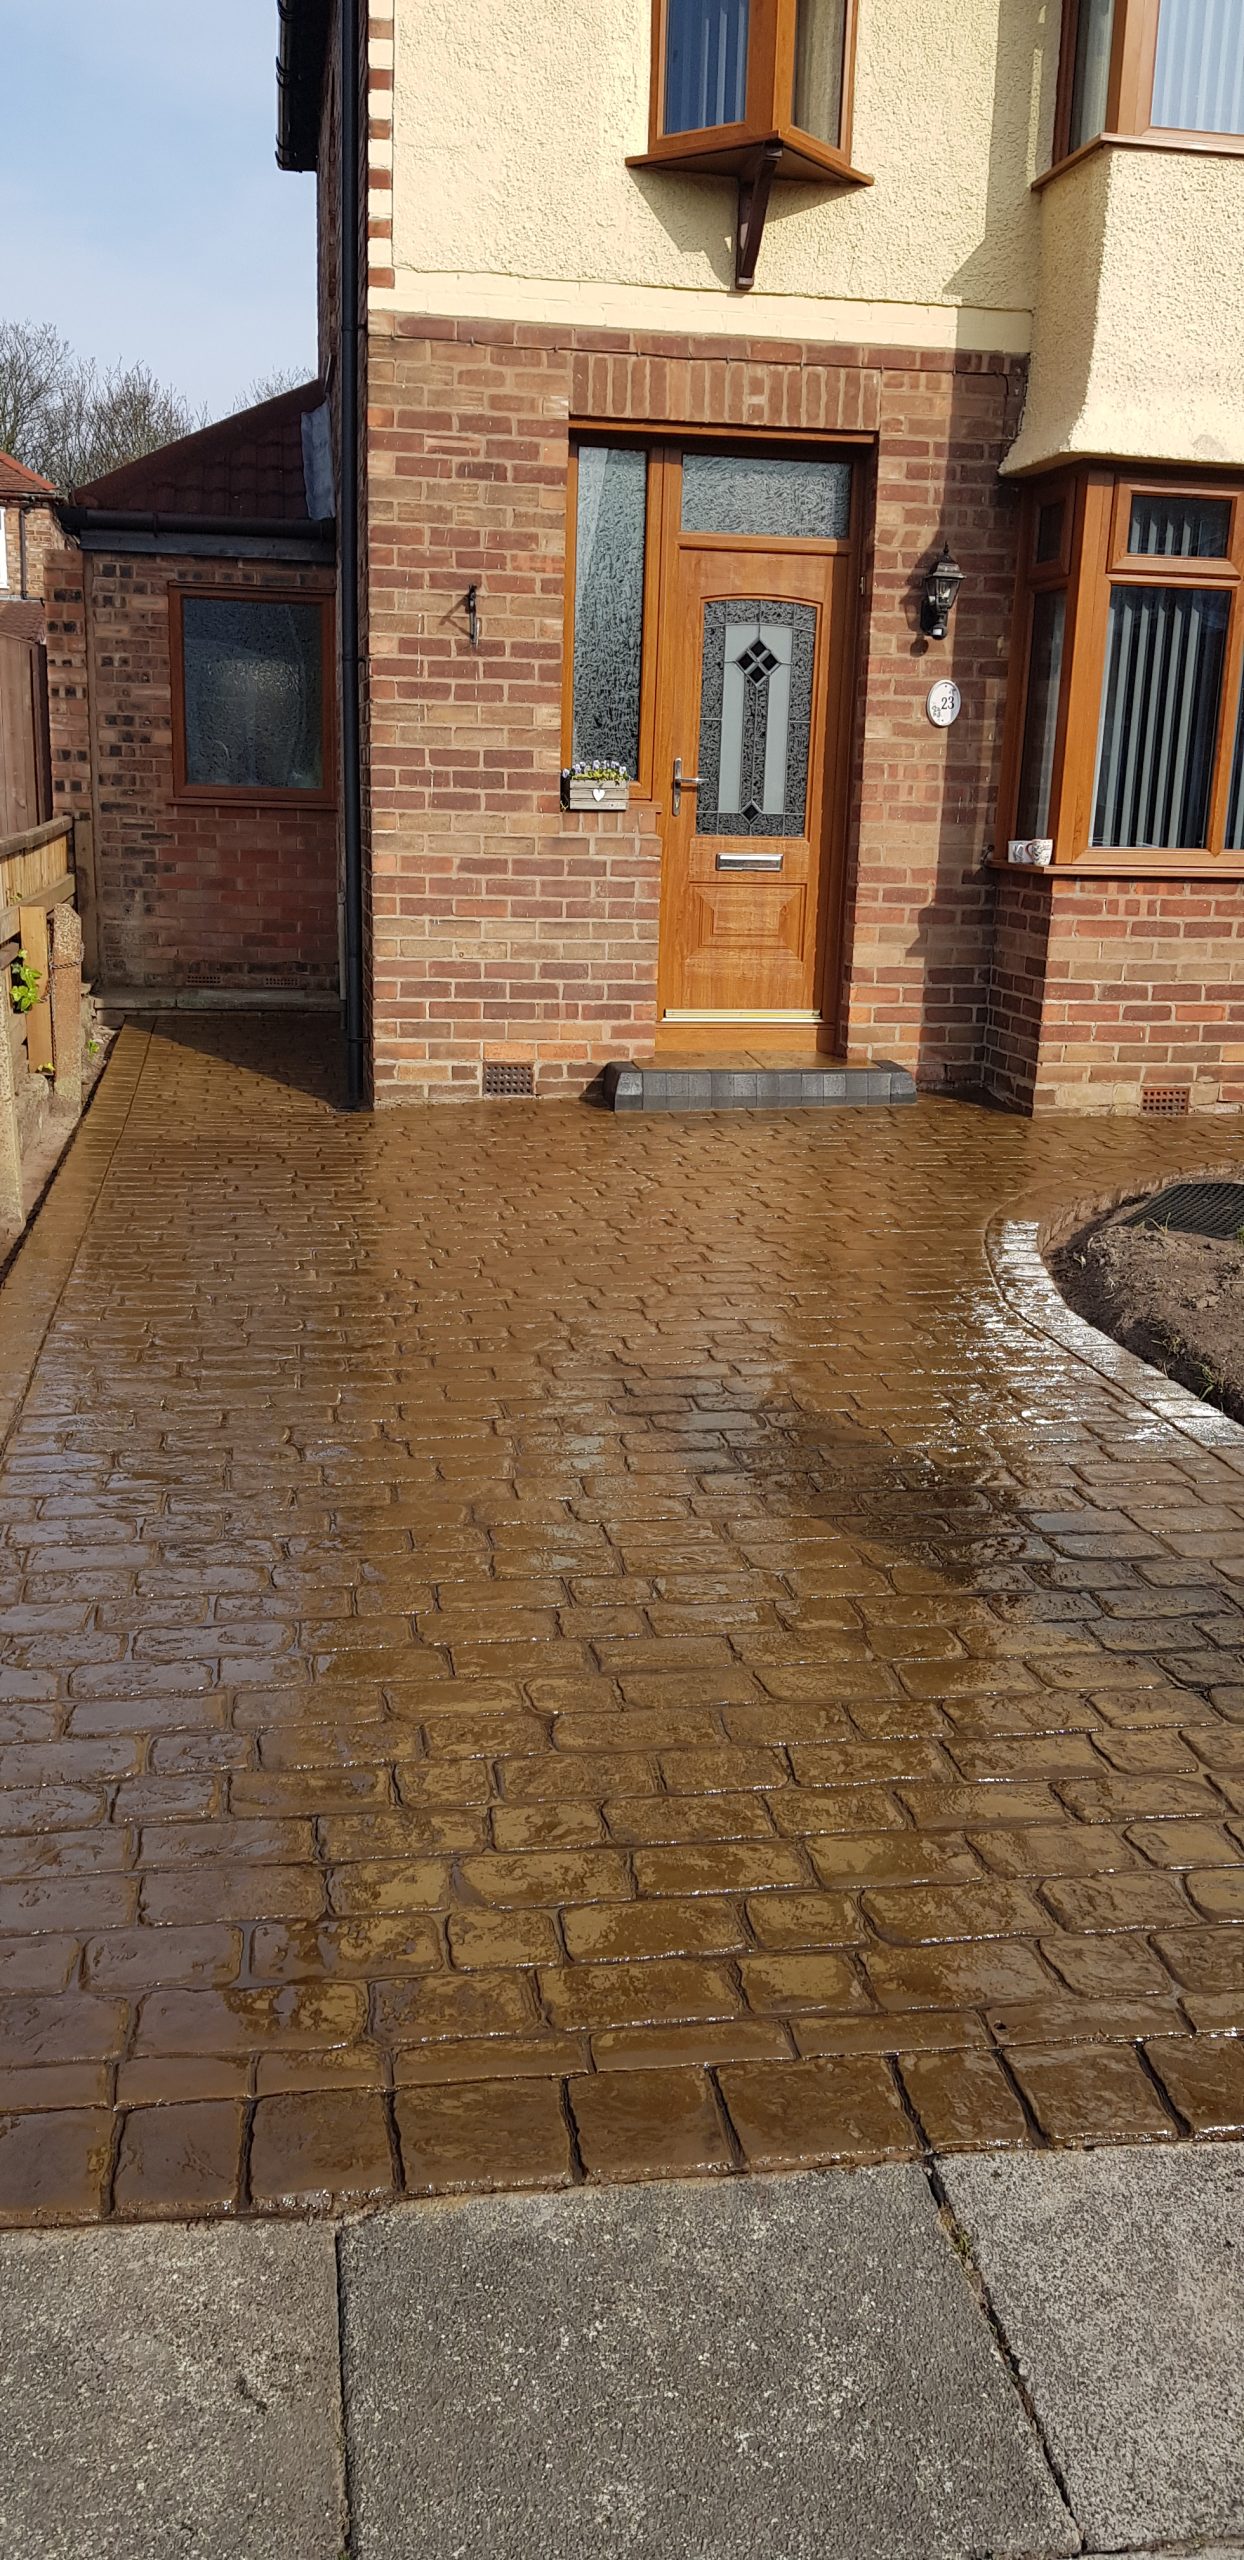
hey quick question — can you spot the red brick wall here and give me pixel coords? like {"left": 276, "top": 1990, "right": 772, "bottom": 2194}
{"left": 364, "top": 317, "right": 1026, "bottom": 1102}
{"left": 986, "top": 872, "right": 1244, "bottom": 1114}
{"left": 47, "top": 550, "right": 338, "bottom": 995}
{"left": 0, "top": 499, "right": 60, "bottom": 608}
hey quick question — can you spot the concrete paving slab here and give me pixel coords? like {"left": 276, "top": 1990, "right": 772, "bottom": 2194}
{"left": 340, "top": 2166, "right": 1076, "bottom": 2560}
{"left": 942, "top": 2144, "right": 1244, "bottom": 2553}
{"left": 0, "top": 2224, "right": 345, "bottom": 2560}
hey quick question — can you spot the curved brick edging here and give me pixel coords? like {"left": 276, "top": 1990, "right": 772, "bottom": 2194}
{"left": 986, "top": 1214, "right": 1244, "bottom": 1461}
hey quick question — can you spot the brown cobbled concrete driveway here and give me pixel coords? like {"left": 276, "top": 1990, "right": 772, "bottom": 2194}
{"left": 2, "top": 1014, "right": 1244, "bottom": 2225}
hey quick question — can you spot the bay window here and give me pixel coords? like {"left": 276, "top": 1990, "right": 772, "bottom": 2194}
{"left": 1002, "top": 472, "right": 1244, "bottom": 872}
{"left": 1053, "top": 0, "right": 1244, "bottom": 164}
{"left": 630, "top": 0, "right": 869, "bottom": 284}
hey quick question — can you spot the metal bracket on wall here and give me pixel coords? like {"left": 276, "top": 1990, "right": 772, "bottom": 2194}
{"left": 735, "top": 141, "right": 782, "bottom": 291}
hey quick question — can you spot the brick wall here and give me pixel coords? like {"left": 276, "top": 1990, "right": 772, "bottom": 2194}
{"left": 986, "top": 872, "right": 1244, "bottom": 1114}
{"left": 365, "top": 317, "right": 1026, "bottom": 1101}
{"left": 47, "top": 550, "right": 338, "bottom": 995}
{"left": 0, "top": 500, "right": 60, "bottom": 607}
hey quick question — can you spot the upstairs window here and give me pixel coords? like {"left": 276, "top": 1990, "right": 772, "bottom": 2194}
{"left": 1053, "top": 0, "right": 1244, "bottom": 163}
{"left": 634, "top": 0, "right": 865, "bottom": 182}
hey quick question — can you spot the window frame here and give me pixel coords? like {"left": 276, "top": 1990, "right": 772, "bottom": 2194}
{"left": 169, "top": 585, "right": 335, "bottom": 809}
{"left": 561, "top": 431, "right": 864, "bottom": 803}
{"left": 1048, "top": 0, "right": 1244, "bottom": 176}
{"left": 999, "top": 468, "right": 1244, "bottom": 874}
{"left": 628, "top": 0, "right": 870, "bottom": 186}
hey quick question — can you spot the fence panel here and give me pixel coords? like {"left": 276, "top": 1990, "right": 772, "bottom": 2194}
{"left": 0, "top": 635, "right": 51, "bottom": 840}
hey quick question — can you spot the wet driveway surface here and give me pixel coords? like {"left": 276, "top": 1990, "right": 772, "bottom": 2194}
{"left": 1, "top": 1015, "right": 1244, "bottom": 2221}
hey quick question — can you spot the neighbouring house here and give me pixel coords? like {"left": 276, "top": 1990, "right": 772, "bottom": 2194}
{"left": 267, "top": 0, "right": 1244, "bottom": 1114}
{"left": 0, "top": 451, "right": 58, "bottom": 836}
{"left": 43, "top": 386, "right": 339, "bottom": 1000}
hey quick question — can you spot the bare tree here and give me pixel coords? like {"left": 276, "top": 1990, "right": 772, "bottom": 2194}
{"left": 0, "top": 320, "right": 74, "bottom": 474}
{"left": 43, "top": 360, "right": 205, "bottom": 491}
{"left": 246, "top": 366, "right": 310, "bottom": 405}
{"left": 0, "top": 319, "right": 205, "bottom": 490}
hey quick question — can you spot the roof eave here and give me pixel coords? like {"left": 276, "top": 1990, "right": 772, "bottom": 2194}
{"left": 276, "top": 0, "right": 332, "bottom": 173}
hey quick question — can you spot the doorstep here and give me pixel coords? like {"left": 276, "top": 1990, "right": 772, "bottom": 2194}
{"left": 601, "top": 1056, "right": 918, "bottom": 1111}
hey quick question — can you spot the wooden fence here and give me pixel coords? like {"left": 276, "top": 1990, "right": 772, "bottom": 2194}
{"left": 1, "top": 817, "right": 83, "bottom": 1239}
{"left": 0, "top": 632, "right": 52, "bottom": 840}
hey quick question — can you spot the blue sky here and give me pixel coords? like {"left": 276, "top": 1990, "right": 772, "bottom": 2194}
{"left": 0, "top": 0, "right": 318, "bottom": 419}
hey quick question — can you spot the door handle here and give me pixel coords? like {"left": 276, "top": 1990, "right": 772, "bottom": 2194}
{"left": 672, "top": 756, "right": 701, "bottom": 816}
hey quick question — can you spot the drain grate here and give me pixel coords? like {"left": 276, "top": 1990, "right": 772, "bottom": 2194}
{"left": 1124, "top": 1179, "right": 1244, "bottom": 1240}
{"left": 482, "top": 1060, "right": 535, "bottom": 1097}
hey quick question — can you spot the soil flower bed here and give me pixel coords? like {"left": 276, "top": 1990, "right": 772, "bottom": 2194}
{"left": 1052, "top": 1193, "right": 1244, "bottom": 1426}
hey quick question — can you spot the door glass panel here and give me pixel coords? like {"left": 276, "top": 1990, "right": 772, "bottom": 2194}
{"left": 1152, "top": 0, "right": 1244, "bottom": 133}
{"left": 572, "top": 444, "right": 647, "bottom": 777}
{"left": 792, "top": 0, "right": 846, "bottom": 144}
{"left": 681, "top": 452, "right": 851, "bottom": 540}
{"left": 1128, "top": 492, "right": 1231, "bottom": 556}
{"left": 663, "top": 0, "right": 750, "bottom": 133}
{"left": 1092, "top": 584, "right": 1228, "bottom": 849}
{"left": 696, "top": 600, "right": 816, "bottom": 836}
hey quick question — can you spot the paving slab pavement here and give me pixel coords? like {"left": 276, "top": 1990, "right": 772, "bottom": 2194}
{"left": 0, "top": 2223, "right": 345, "bottom": 2560}
{"left": 942, "top": 2144, "right": 1244, "bottom": 2553}
{"left": 339, "top": 2166, "right": 1077, "bottom": 2560}
{"left": 3, "top": 2144, "right": 1244, "bottom": 2557}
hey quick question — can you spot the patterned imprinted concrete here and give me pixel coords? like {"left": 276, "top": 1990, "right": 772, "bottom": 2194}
{"left": 1, "top": 1015, "right": 1244, "bottom": 2220}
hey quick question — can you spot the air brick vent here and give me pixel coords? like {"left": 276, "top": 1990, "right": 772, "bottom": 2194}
{"left": 482, "top": 1061, "right": 535, "bottom": 1097}
{"left": 1140, "top": 1085, "right": 1191, "bottom": 1117}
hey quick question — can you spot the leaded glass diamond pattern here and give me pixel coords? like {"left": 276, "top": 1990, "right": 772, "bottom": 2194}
{"left": 696, "top": 600, "right": 816, "bottom": 837}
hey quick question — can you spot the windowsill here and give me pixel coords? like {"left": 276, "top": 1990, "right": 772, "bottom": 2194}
{"left": 991, "top": 853, "right": 1244, "bottom": 879}
{"left": 1035, "top": 127, "right": 1244, "bottom": 190}
{"left": 173, "top": 787, "right": 335, "bottom": 810}
{"left": 628, "top": 131, "right": 872, "bottom": 188}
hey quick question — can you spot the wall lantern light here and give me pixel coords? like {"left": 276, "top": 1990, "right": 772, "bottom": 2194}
{"left": 920, "top": 542, "right": 964, "bottom": 640}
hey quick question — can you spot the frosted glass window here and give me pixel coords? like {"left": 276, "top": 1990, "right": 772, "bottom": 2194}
{"left": 663, "top": 0, "right": 750, "bottom": 132}
{"left": 681, "top": 452, "right": 851, "bottom": 539}
{"left": 181, "top": 598, "right": 324, "bottom": 792}
{"left": 1092, "top": 584, "right": 1228, "bottom": 848}
{"left": 696, "top": 599, "right": 816, "bottom": 836}
{"left": 792, "top": 0, "right": 846, "bottom": 144}
{"left": 572, "top": 445, "right": 647, "bottom": 778}
{"left": 1152, "top": 0, "right": 1244, "bottom": 131}
{"left": 1128, "top": 493, "right": 1232, "bottom": 556}
{"left": 1016, "top": 591, "right": 1066, "bottom": 837}
{"left": 1067, "top": 0, "right": 1115, "bottom": 146}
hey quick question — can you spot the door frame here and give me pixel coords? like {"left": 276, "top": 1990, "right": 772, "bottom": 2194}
{"left": 562, "top": 427, "right": 867, "bottom": 1048}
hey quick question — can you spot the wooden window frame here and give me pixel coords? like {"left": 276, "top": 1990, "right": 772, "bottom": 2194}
{"left": 169, "top": 586, "right": 335, "bottom": 809}
{"left": 998, "top": 467, "right": 1244, "bottom": 876}
{"left": 562, "top": 432, "right": 864, "bottom": 805}
{"left": 627, "top": 0, "right": 870, "bottom": 186}
{"left": 1047, "top": 0, "right": 1244, "bottom": 179}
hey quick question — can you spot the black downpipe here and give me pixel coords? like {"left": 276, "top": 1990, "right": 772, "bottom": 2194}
{"left": 339, "top": 0, "right": 365, "bottom": 1107}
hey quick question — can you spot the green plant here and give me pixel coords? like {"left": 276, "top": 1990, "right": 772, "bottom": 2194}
{"left": 86, "top": 1037, "right": 101, "bottom": 1060}
{"left": 10, "top": 950, "right": 42, "bottom": 1014}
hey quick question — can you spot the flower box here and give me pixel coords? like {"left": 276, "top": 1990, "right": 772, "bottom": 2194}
{"left": 562, "top": 769, "right": 630, "bottom": 812}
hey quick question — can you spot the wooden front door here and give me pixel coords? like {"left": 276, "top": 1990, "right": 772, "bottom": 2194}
{"left": 654, "top": 455, "right": 854, "bottom": 1024}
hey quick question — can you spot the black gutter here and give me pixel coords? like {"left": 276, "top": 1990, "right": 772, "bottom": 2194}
{"left": 59, "top": 508, "right": 332, "bottom": 540}
{"left": 277, "top": 0, "right": 332, "bottom": 172}
{"left": 339, "top": 0, "right": 366, "bottom": 1109}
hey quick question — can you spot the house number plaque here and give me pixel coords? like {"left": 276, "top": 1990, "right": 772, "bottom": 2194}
{"left": 925, "top": 679, "right": 962, "bottom": 728}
